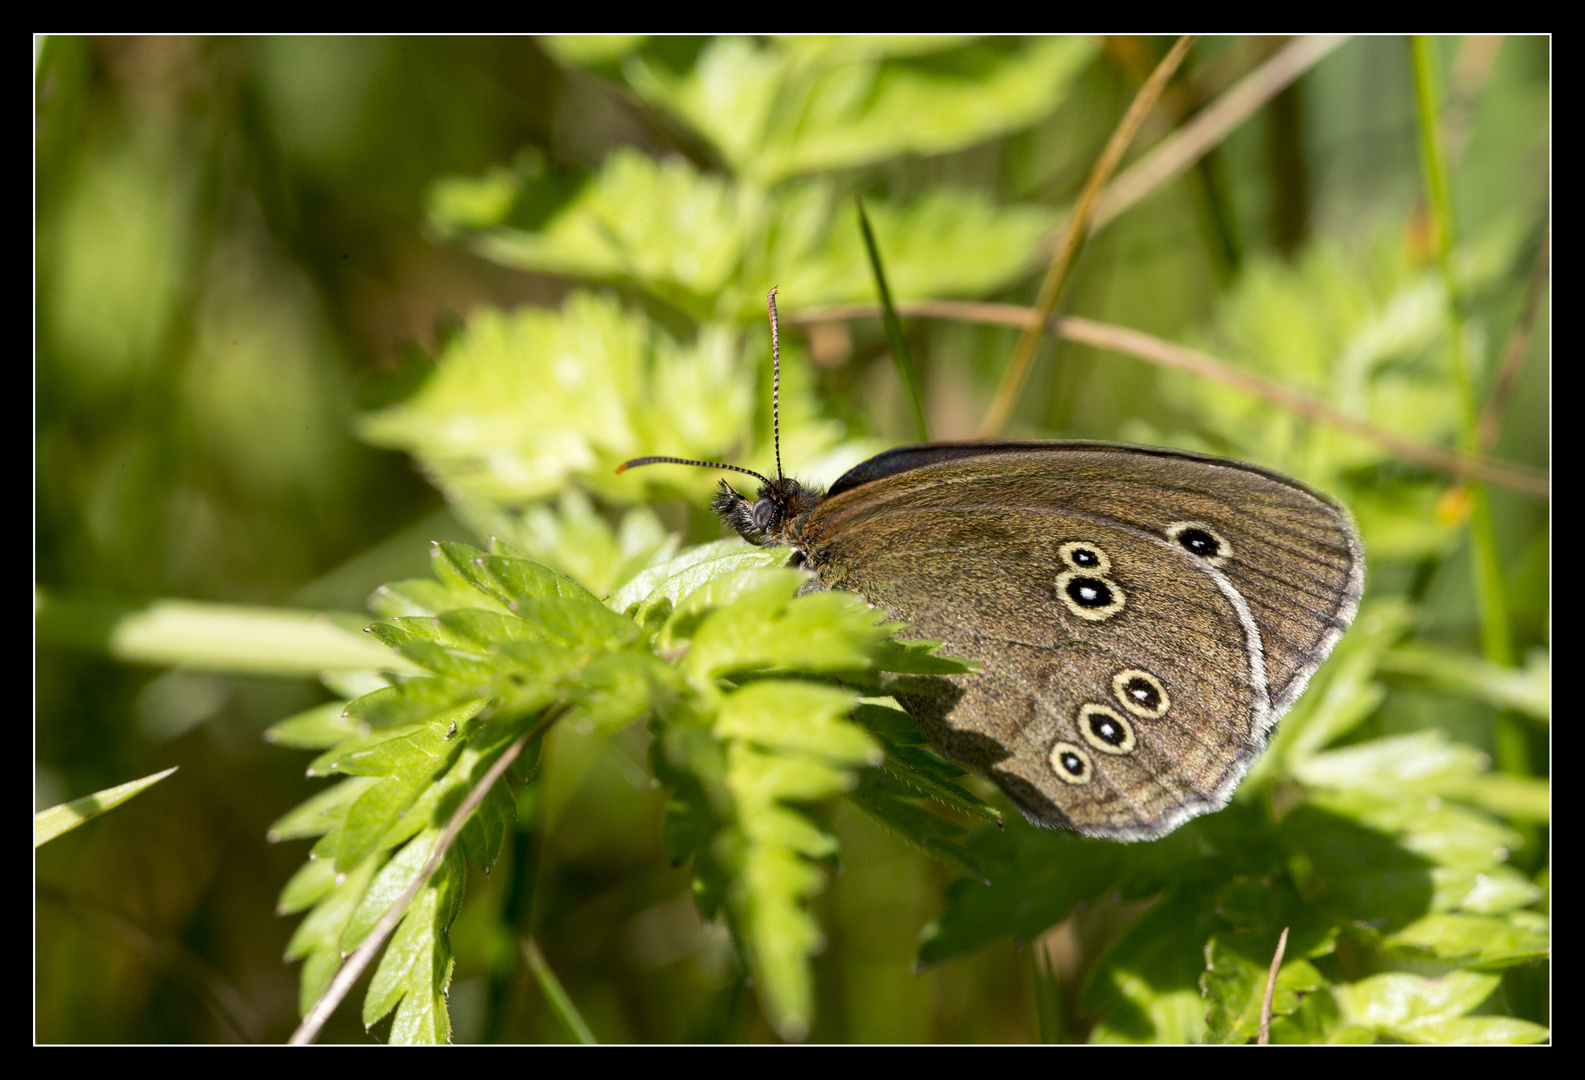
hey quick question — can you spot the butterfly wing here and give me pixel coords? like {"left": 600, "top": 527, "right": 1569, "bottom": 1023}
{"left": 797, "top": 443, "right": 1363, "bottom": 841}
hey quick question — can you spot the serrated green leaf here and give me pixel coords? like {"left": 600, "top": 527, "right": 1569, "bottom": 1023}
{"left": 1391, "top": 1016, "right": 1550, "bottom": 1044}
{"left": 1428, "top": 865, "right": 1543, "bottom": 914}
{"left": 1332, "top": 971, "right": 1506, "bottom": 1043}
{"left": 285, "top": 853, "right": 381, "bottom": 964}
{"left": 846, "top": 771, "right": 987, "bottom": 880}
{"left": 867, "top": 638, "right": 977, "bottom": 675}
{"left": 341, "top": 679, "right": 483, "bottom": 732}
{"left": 1082, "top": 883, "right": 1218, "bottom": 1044}
{"left": 616, "top": 540, "right": 782, "bottom": 623}
{"left": 1201, "top": 933, "right": 1324, "bottom": 1045}
{"left": 1379, "top": 645, "right": 1549, "bottom": 721}
{"left": 458, "top": 781, "right": 515, "bottom": 872}
{"left": 714, "top": 680, "right": 876, "bottom": 764}
{"left": 677, "top": 569, "right": 891, "bottom": 680}
{"left": 626, "top": 36, "right": 1095, "bottom": 184}
{"left": 362, "top": 845, "right": 465, "bottom": 1039}
{"left": 268, "top": 776, "right": 379, "bottom": 842}
{"left": 266, "top": 701, "right": 362, "bottom": 750}
{"left": 369, "top": 577, "right": 511, "bottom": 620}
{"left": 917, "top": 817, "right": 1133, "bottom": 967}
{"left": 277, "top": 855, "right": 339, "bottom": 916}
{"left": 1293, "top": 730, "right": 1485, "bottom": 792}
{"left": 1382, "top": 911, "right": 1549, "bottom": 968}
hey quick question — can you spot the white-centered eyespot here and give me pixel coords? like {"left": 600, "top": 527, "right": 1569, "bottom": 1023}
{"left": 1058, "top": 540, "right": 1112, "bottom": 575}
{"left": 1055, "top": 570, "right": 1126, "bottom": 621}
{"left": 1078, "top": 703, "right": 1137, "bottom": 755}
{"left": 1166, "top": 521, "right": 1232, "bottom": 567}
{"left": 1048, "top": 741, "right": 1094, "bottom": 784}
{"left": 1113, "top": 669, "right": 1170, "bottom": 719}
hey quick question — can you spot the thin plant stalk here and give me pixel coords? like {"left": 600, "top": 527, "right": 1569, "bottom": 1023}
{"left": 978, "top": 35, "right": 1197, "bottom": 438}
{"left": 1412, "top": 36, "right": 1514, "bottom": 670}
{"left": 523, "top": 937, "right": 598, "bottom": 1044}
{"left": 855, "top": 196, "right": 929, "bottom": 441}
{"left": 1091, "top": 36, "right": 1348, "bottom": 231}
{"left": 1258, "top": 926, "right": 1290, "bottom": 1045}
{"left": 789, "top": 300, "right": 1548, "bottom": 499}
{"left": 290, "top": 711, "right": 562, "bottom": 1045}
{"left": 1478, "top": 231, "right": 1549, "bottom": 453}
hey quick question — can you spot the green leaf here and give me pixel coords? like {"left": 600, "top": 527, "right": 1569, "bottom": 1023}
{"left": 360, "top": 293, "right": 763, "bottom": 504}
{"left": 266, "top": 701, "right": 362, "bottom": 749}
{"left": 625, "top": 36, "right": 1097, "bottom": 184}
{"left": 845, "top": 770, "right": 988, "bottom": 881}
{"left": 1202, "top": 933, "right": 1324, "bottom": 1044}
{"left": 713, "top": 680, "right": 877, "bottom": 764}
{"left": 1083, "top": 884, "right": 1218, "bottom": 1044}
{"left": 465, "top": 490, "right": 676, "bottom": 597}
{"left": 277, "top": 855, "right": 339, "bottom": 916}
{"left": 284, "top": 855, "right": 382, "bottom": 1015}
{"left": 675, "top": 569, "right": 893, "bottom": 680}
{"left": 917, "top": 817, "right": 1134, "bottom": 967}
{"left": 1380, "top": 645, "right": 1549, "bottom": 721}
{"left": 34, "top": 766, "right": 178, "bottom": 847}
{"left": 267, "top": 776, "right": 379, "bottom": 842}
{"left": 1331, "top": 971, "right": 1517, "bottom": 1044}
{"left": 1381, "top": 911, "right": 1549, "bottom": 968}
{"left": 377, "top": 851, "right": 465, "bottom": 1045}
{"left": 850, "top": 703, "right": 1000, "bottom": 823}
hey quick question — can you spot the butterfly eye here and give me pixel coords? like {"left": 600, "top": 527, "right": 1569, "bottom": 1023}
{"left": 1047, "top": 741, "right": 1094, "bottom": 784}
{"left": 751, "top": 499, "right": 777, "bottom": 529}
{"left": 1166, "top": 521, "right": 1232, "bottom": 567}
{"left": 1112, "top": 669, "right": 1170, "bottom": 719}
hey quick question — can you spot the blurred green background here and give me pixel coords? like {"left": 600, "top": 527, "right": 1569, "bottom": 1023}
{"left": 35, "top": 36, "right": 1548, "bottom": 1043}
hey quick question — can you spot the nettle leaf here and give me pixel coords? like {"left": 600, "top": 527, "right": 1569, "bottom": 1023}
{"left": 266, "top": 700, "right": 363, "bottom": 750}
{"left": 457, "top": 489, "right": 677, "bottom": 598}
{"left": 1201, "top": 933, "right": 1325, "bottom": 1045}
{"left": 431, "top": 148, "right": 1054, "bottom": 326}
{"left": 1381, "top": 910, "right": 1549, "bottom": 969}
{"left": 436, "top": 148, "right": 756, "bottom": 319}
{"left": 283, "top": 855, "right": 383, "bottom": 1015}
{"left": 267, "top": 776, "right": 378, "bottom": 842}
{"left": 616, "top": 540, "right": 783, "bottom": 628}
{"left": 1270, "top": 599, "right": 1411, "bottom": 767}
{"left": 845, "top": 769, "right": 987, "bottom": 881}
{"left": 622, "top": 36, "right": 1096, "bottom": 184}
{"left": 1083, "top": 881, "right": 1221, "bottom": 1044}
{"left": 274, "top": 545, "right": 677, "bottom": 1040}
{"left": 744, "top": 181, "right": 1055, "bottom": 320}
{"left": 673, "top": 568, "right": 894, "bottom": 680}
{"left": 1331, "top": 971, "right": 1547, "bottom": 1044}
{"left": 358, "top": 292, "right": 759, "bottom": 505}
{"left": 917, "top": 817, "right": 1134, "bottom": 967}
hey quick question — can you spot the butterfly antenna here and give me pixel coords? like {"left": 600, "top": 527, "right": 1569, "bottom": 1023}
{"left": 615, "top": 455, "right": 772, "bottom": 486}
{"left": 768, "top": 287, "right": 784, "bottom": 481}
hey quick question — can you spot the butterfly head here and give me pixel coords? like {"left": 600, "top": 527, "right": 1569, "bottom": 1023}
{"left": 712, "top": 475, "right": 822, "bottom": 547}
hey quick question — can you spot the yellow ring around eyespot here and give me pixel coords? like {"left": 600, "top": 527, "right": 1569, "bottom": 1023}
{"left": 1165, "top": 521, "right": 1233, "bottom": 567}
{"left": 1057, "top": 540, "right": 1112, "bottom": 575}
{"left": 1078, "top": 703, "right": 1137, "bottom": 755}
{"left": 1113, "top": 669, "right": 1170, "bottom": 719}
{"left": 1054, "top": 570, "right": 1126, "bottom": 621}
{"left": 1048, "top": 741, "right": 1094, "bottom": 784}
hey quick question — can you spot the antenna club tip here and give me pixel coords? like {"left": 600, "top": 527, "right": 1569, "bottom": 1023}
{"left": 614, "top": 461, "right": 631, "bottom": 474}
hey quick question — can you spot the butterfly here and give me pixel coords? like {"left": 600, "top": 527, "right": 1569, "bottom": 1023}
{"left": 621, "top": 290, "right": 1363, "bottom": 841}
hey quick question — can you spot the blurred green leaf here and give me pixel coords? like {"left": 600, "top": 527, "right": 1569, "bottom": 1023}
{"left": 33, "top": 767, "right": 179, "bottom": 847}
{"left": 624, "top": 36, "right": 1097, "bottom": 184}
